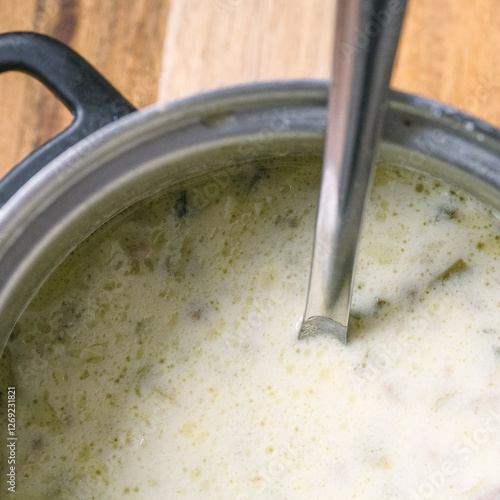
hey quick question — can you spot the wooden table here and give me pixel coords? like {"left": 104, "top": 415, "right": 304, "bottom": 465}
{"left": 0, "top": 0, "right": 499, "bottom": 179}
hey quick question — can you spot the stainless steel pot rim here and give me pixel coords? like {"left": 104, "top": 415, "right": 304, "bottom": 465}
{"left": 1, "top": 79, "right": 499, "bottom": 237}
{"left": 0, "top": 79, "right": 499, "bottom": 346}
{"left": 1, "top": 79, "right": 500, "bottom": 225}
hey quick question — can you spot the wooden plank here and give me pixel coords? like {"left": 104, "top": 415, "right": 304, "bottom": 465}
{"left": 0, "top": 0, "right": 170, "bottom": 177}
{"left": 392, "top": 0, "right": 500, "bottom": 127}
{"left": 158, "top": 0, "right": 335, "bottom": 100}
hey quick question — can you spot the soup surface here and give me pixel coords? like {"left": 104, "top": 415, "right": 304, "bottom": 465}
{"left": 1, "top": 159, "right": 500, "bottom": 499}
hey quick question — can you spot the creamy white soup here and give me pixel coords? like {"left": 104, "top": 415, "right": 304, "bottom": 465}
{"left": 1, "top": 158, "right": 500, "bottom": 499}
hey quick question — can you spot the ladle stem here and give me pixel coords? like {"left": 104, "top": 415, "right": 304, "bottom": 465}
{"left": 301, "top": 0, "right": 407, "bottom": 343}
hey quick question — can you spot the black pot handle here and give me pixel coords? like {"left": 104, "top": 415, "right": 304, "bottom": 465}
{"left": 0, "top": 32, "right": 137, "bottom": 207}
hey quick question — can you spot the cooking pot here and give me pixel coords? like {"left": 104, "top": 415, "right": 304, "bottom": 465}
{"left": 0, "top": 32, "right": 499, "bottom": 352}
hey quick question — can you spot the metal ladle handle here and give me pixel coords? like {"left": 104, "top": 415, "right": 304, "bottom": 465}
{"left": 301, "top": 0, "right": 407, "bottom": 343}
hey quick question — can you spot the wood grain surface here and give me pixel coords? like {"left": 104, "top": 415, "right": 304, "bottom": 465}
{"left": 0, "top": 0, "right": 499, "bottom": 179}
